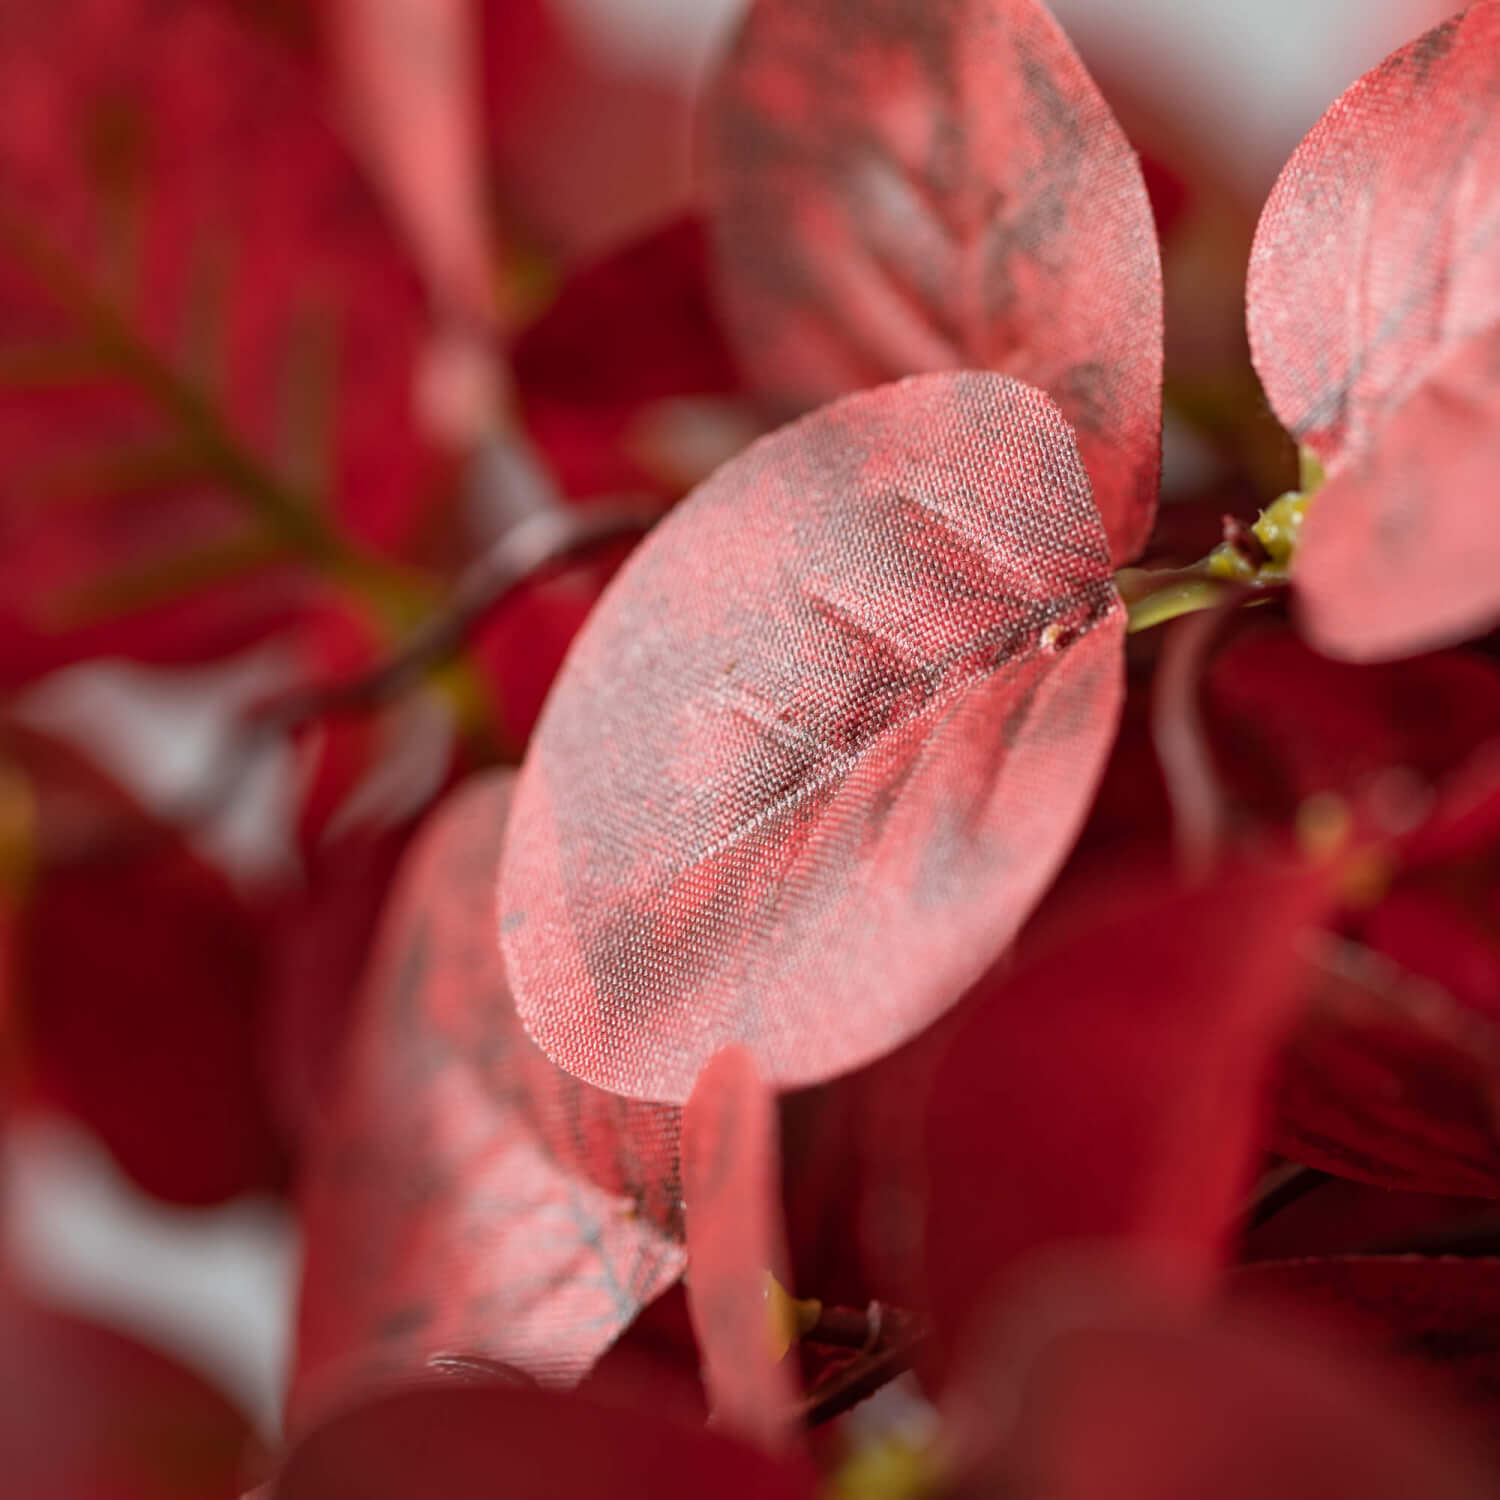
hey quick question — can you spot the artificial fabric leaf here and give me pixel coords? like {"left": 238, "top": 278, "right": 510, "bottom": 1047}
{"left": 705, "top": 0, "right": 1163, "bottom": 562}
{"left": 500, "top": 371, "right": 1125, "bottom": 1103}
{"left": 681, "top": 1046, "right": 797, "bottom": 1451}
{"left": 290, "top": 771, "right": 684, "bottom": 1428}
{"left": 1270, "top": 942, "right": 1500, "bottom": 1198}
{"left": 326, "top": 0, "right": 497, "bottom": 330}
{"left": 944, "top": 1265, "right": 1498, "bottom": 1500}
{"left": 1247, "top": 1, "right": 1500, "bottom": 659}
{"left": 0, "top": 1288, "right": 253, "bottom": 1500}
{"left": 923, "top": 861, "right": 1337, "bottom": 1374}
{"left": 275, "top": 1383, "right": 817, "bottom": 1500}
{"left": 1237, "top": 1255, "right": 1500, "bottom": 1428}
{"left": 0, "top": 0, "right": 443, "bottom": 671}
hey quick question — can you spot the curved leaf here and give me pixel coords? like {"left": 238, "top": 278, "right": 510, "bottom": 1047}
{"left": 705, "top": 0, "right": 1162, "bottom": 562}
{"left": 501, "top": 371, "right": 1125, "bottom": 1103}
{"left": 1248, "top": 2, "right": 1500, "bottom": 658}
{"left": 681, "top": 1047, "right": 796, "bottom": 1450}
{"left": 276, "top": 1383, "right": 816, "bottom": 1500}
{"left": 923, "top": 861, "right": 1338, "bottom": 1374}
{"left": 291, "top": 772, "right": 684, "bottom": 1427}
{"left": 0, "top": 1289, "right": 253, "bottom": 1500}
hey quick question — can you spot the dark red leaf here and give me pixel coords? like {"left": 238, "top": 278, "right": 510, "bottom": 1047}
{"left": 681, "top": 1046, "right": 796, "bottom": 1450}
{"left": 501, "top": 371, "right": 1125, "bottom": 1103}
{"left": 1270, "top": 942, "right": 1500, "bottom": 1197}
{"left": 0, "top": 1288, "right": 253, "bottom": 1500}
{"left": 1237, "top": 1255, "right": 1500, "bottom": 1431}
{"left": 291, "top": 771, "right": 685, "bottom": 1427}
{"left": 923, "top": 861, "right": 1337, "bottom": 1373}
{"left": 9, "top": 726, "right": 283, "bottom": 1206}
{"left": 0, "top": 0, "right": 444, "bottom": 668}
{"left": 276, "top": 1383, "right": 816, "bottom": 1500}
{"left": 944, "top": 1264, "right": 1498, "bottom": 1500}
{"left": 1248, "top": 2, "right": 1500, "bottom": 659}
{"left": 705, "top": 0, "right": 1163, "bottom": 562}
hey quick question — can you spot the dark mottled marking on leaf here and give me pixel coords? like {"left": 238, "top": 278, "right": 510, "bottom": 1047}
{"left": 704, "top": 0, "right": 1163, "bottom": 563}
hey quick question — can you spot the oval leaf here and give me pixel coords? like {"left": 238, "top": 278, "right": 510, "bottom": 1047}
{"left": 1248, "top": 2, "right": 1500, "bottom": 658}
{"left": 705, "top": 0, "right": 1163, "bottom": 562}
{"left": 500, "top": 370, "right": 1125, "bottom": 1103}
{"left": 291, "top": 772, "right": 685, "bottom": 1427}
{"left": 682, "top": 1047, "right": 797, "bottom": 1450}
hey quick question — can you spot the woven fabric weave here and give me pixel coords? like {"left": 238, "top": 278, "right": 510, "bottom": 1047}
{"left": 501, "top": 371, "right": 1124, "bottom": 1104}
{"left": 1249, "top": 0, "right": 1500, "bottom": 659}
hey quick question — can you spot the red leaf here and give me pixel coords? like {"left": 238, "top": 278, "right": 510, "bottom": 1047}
{"left": 276, "top": 1383, "right": 816, "bottom": 1500}
{"left": 0, "top": 1288, "right": 253, "bottom": 1500}
{"left": 291, "top": 771, "right": 685, "bottom": 1427}
{"left": 10, "top": 726, "right": 283, "bottom": 1206}
{"left": 945, "top": 1265, "right": 1498, "bottom": 1500}
{"left": 681, "top": 1046, "right": 797, "bottom": 1450}
{"left": 705, "top": 0, "right": 1163, "bottom": 562}
{"left": 1270, "top": 942, "right": 1500, "bottom": 1197}
{"left": 1237, "top": 1255, "right": 1500, "bottom": 1430}
{"left": 1248, "top": 2, "right": 1500, "bottom": 659}
{"left": 0, "top": 0, "right": 444, "bottom": 661}
{"left": 500, "top": 371, "right": 1125, "bottom": 1103}
{"left": 923, "top": 861, "right": 1337, "bottom": 1373}
{"left": 326, "top": 0, "right": 496, "bottom": 329}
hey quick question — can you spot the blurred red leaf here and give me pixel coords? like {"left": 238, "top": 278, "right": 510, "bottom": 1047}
{"left": 1270, "top": 942, "right": 1500, "bottom": 1197}
{"left": 1248, "top": 2, "right": 1500, "bottom": 659}
{"left": 923, "top": 861, "right": 1337, "bottom": 1374}
{"left": 291, "top": 771, "right": 684, "bottom": 1427}
{"left": 0, "top": 0, "right": 444, "bottom": 680}
{"left": 501, "top": 371, "right": 1125, "bottom": 1103}
{"left": 681, "top": 1046, "right": 796, "bottom": 1450}
{"left": 1237, "top": 1255, "right": 1500, "bottom": 1429}
{"left": 0, "top": 1288, "right": 253, "bottom": 1500}
{"left": 275, "top": 1382, "right": 817, "bottom": 1500}
{"left": 705, "top": 0, "right": 1162, "bottom": 562}
{"left": 944, "top": 1265, "right": 1498, "bottom": 1500}
{"left": 8, "top": 725, "right": 283, "bottom": 1206}
{"left": 326, "top": 0, "right": 496, "bottom": 330}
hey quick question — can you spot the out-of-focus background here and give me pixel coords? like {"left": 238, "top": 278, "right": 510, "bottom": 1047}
{"left": 4, "top": 0, "right": 1459, "bottom": 1440}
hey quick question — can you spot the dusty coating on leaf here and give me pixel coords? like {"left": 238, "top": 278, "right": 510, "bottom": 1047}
{"left": 1247, "top": 1, "right": 1500, "bottom": 658}
{"left": 501, "top": 370, "right": 1125, "bottom": 1103}
{"left": 681, "top": 1047, "right": 797, "bottom": 1450}
{"left": 291, "top": 773, "right": 684, "bottom": 1427}
{"left": 705, "top": 0, "right": 1162, "bottom": 562}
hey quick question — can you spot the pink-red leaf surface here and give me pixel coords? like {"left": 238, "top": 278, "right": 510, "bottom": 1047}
{"left": 326, "top": 0, "right": 496, "bottom": 330}
{"left": 923, "top": 862, "right": 1337, "bottom": 1373}
{"left": 291, "top": 771, "right": 684, "bottom": 1427}
{"left": 276, "top": 1383, "right": 816, "bottom": 1500}
{"left": 1248, "top": 1, "right": 1500, "bottom": 659}
{"left": 500, "top": 371, "right": 1125, "bottom": 1103}
{"left": 705, "top": 0, "right": 1163, "bottom": 562}
{"left": 0, "top": 0, "right": 443, "bottom": 665}
{"left": 0, "top": 1288, "right": 253, "bottom": 1500}
{"left": 681, "top": 1046, "right": 796, "bottom": 1450}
